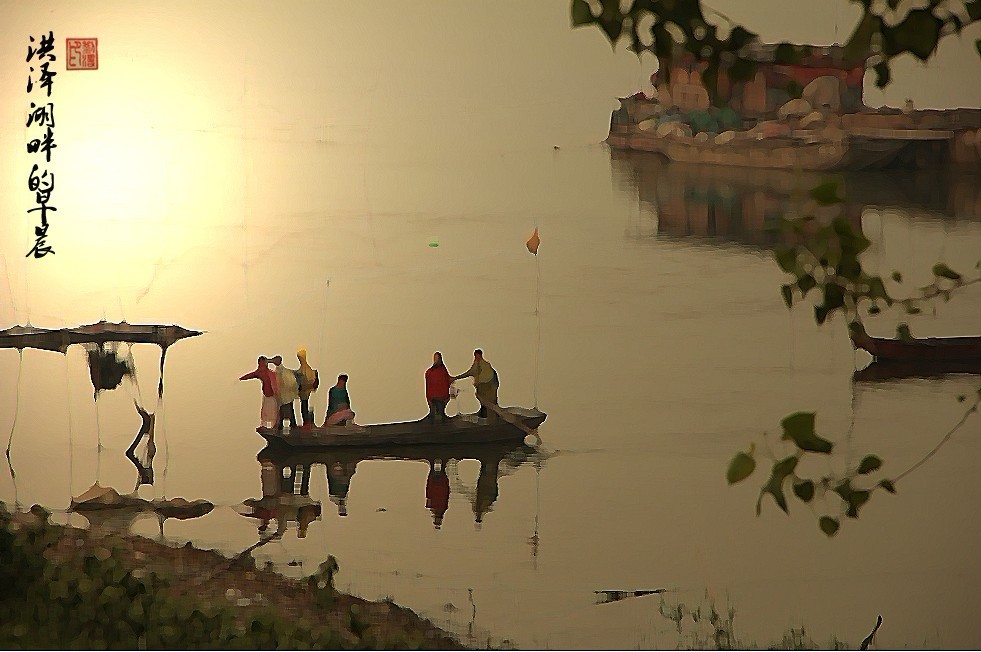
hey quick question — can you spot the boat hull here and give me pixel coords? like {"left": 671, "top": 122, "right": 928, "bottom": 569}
{"left": 850, "top": 331, "right": 981, "bottom": 362}
{"left": 257, "top": 407, "right": 546, "bottom": 449}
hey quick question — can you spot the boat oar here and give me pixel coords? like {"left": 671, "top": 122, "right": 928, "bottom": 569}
{"left": 477, "top": 397, "right": 537, "bottom": 437}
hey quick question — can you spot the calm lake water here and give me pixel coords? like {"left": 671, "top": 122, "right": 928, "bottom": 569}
{"left": 2, "top": 141, "right": 980, "bottom": 649}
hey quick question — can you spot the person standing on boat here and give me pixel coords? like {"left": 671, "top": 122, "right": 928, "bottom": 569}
{"left": 325, "top": 374, "right": 356, "bottom": 426}
{"left": 296, "top": 348, "right": 320, "bottom": 429}
{"left": 424, "top": 352, "right": 453, "bottom": 423}
{"left": 270, "top": 355, "right": 300, "bottom": 432}
{"left": 239, "top": 356, "right": 280, "bottom": 428}
{"left": 452, "top": 349, "right": 499, "bottom": 424}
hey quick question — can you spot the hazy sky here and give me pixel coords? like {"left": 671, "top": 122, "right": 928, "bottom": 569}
{"left": 1, "top": 0, "right": 979, "bottom": 324}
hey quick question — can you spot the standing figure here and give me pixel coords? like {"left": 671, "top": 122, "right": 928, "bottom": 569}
{"left": 452, "top": 349, "right": 499, "bottom": 424}
{"left": 296, "top": 348, "right": 320, "bottom": 429}
{"left": 270, "top": 355, "right": 300, "bottom": 432}
{"left": 424, "top": 352, "right": 453, "bottom": 423}
{"left": 325, "top": 374, "right": 357, "bottom": 426}
{"left": 239, "top": 356, "right": 280, "bottom": 428}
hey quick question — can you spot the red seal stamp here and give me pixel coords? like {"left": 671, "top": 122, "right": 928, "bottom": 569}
{"left": 66, "top": 38, "right": 98, "bottom": 70}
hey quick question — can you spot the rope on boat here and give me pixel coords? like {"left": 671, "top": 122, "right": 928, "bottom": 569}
{"left": 66, "top": 349, "right": 75, "bottom": 503}
{"left": 5, "top": 350, "right": 23, "bottom": 508}
{"left": 534, "top": 246, "right": 541, "bottom": 410}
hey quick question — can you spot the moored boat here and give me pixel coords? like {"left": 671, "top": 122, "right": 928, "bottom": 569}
{"left": 849, "top": 322, "right": 981, "bottom": 362}
{"left": 853, "top": 359, "right": 981, "bottom": 382}
{"left": 256, "top": 406, "right": 546, "bottom": 448}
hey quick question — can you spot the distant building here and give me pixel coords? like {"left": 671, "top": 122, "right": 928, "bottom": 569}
{"left": 651, "top": 43, "right": 867, "bottom": 117}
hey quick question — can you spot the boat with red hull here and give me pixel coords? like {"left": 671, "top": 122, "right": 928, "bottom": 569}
{"left": 849, "top": 323, "right": 981, "bottom": 363}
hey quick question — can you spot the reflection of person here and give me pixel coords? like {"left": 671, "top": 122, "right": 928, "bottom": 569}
{"left": 327, "top": 460, "right": 357, "bottom": 516}
{"left": 426, "top": 459, "right": 450, "bottom": 529}
{"left": 296, "top": 504, "right": 321, "bottom": 538}
{"left": 270, "top": 356, "right": 300, "bottom": 432}
{"left": 296, "top": 349, "right": 320, "bottom": 429}
{"left": 473, "top": 457, "right": 501, "bottom": 525}
{"left": 325, "top": 374, "right": 356, "bottom": 426}
{"left": 239, "top": 357, "right": 280, "bottom": 428}
{"left": 424, "top": 352, "right": 452, "bottom": 423}
{"left": 452, "top": 349, "right": 499, "bottom": 423}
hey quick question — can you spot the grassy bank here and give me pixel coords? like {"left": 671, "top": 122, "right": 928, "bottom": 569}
{"left": 0, "top": 501, "right": 460, "bottom": 649}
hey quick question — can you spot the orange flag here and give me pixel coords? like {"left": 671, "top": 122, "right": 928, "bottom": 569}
{"left": 526, "top": 227, "right": 540, "bottom": 255}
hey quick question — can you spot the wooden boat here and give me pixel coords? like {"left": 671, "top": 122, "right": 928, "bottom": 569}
{"left": 849, "top": 323, "right": 981, "bottom": 362}
{"left": 256, "top": 407, "right": 546, "bottom": 449}
{"left": 0, "top": 320, "right": 202, "bottom": 353}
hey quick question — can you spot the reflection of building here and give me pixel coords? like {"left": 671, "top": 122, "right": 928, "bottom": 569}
{"left": 613, "top": 151, "right": 981, "bottom": 249}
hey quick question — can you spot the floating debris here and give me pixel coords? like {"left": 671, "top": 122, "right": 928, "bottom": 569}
{"left": 594, "top": 589, "right": 667, "bottom": 604}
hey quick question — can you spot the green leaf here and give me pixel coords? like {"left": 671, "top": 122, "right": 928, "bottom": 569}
{"left": 727, "top": 452, "right": 756, "bottom": 484}
{"left": 773, "top": 42, "right": 806, "bottom": 64}
{"left": 891, "top": 271, "right": 902, "bottom": 283}
{"left": 815, "top": 305, "right": 830, "bottom": 325}
{"left": 932, "top": 263, "right": 962, "bottom": 281}
{"left": 809, "top": 181, "right": 844, "bottom": 205}
{"left": 757, "top": 456, "right": 798, "bottom": 515}
{"left": 727, "top": 26, "right": 756, "bottom": 51}
{"left": 857, "top": 455, "right": 882, "bottom": 474}
{"left": 873, "top": 61, "right": 891, "bottom": 88}
{"left": 728, "top": 56, "right": 756, "bottom": 83}
{"left": 884, "top": 10, "right": 942, "bottom": 60}
{"left": 571, "top": 0, "right": 595, "bottom": 26}
{"left": 822, "top": 284, "right": 845, "bottom": 314}
{"left": 780, "top": 284, "right": 793, "bottom": 309}
{"left": 896, "top": 323, "right": 915, "bottom": 342}
{"left": 797, "top": 274, "right": 816, "bottom": 294}
{"left": 867, "top": 277, "right": 890, "bottom": 302}
{"left": 819, "top": 516, "right": 840, "bottom": 537}
{"left": 845, "top": 490, "right": 870, "bottom": 518}
{"left": 879, "top": 479, "right": 896, "bottom": 494}
{"left": 774, "top": 246, "right": 798, "bottom": 273}
{"left": 844, "top": 13, "right": 879, "bottom": 64}
{"left": 781, "top": 412, "right": 814, "bottom": 437}
{"left": 957, "top": 394, "right": 966, "bottom": 403}
{"left": 792, "top": 480, "right": 815, "bottom": 503}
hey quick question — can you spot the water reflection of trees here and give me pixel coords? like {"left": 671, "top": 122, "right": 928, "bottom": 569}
{"left": 612, "top": 151, "right": 981, "bottom": 248}
{"left": 254, "top": 441, "right": 547, "bottom": 532}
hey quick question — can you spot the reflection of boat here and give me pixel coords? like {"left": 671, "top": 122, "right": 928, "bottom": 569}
{"left": 258, "top": 439, "right": 545, "bottom": 524}
{"left": 849, "top": 326, "right": 981, "bottom": 362}
{"left": 0, "top": 320, "right": 202, "bottom": 353}
{"left": 854, "top": 359, "right": 981, "bottom": 382}
{"left": 257, "top": 407, "right": 546, "bottom": 449}
{"left": 258, "top": 439, "right": 542, "bottom": 467}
